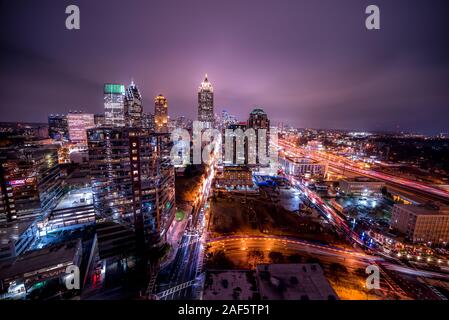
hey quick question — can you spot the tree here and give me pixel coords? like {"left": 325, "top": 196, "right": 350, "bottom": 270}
{"left": 247, "top": 250, "right": 265, "bottom": 266}
{"left": 268, "top": 251, "right": 284, "bottom": 264}
{"left": 287, "top": 254, "right": 303, "bottom": 263}
{"left": 208, "top": 250, "right": 234, "bottom": 269}
{"left": 329, "top": 262, "right": 347, "bottom": 274}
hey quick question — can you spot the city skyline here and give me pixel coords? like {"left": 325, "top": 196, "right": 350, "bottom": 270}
{"left": 1, "top": 0, "right": 449, "bottom": 134}
{"left": 1, "top": 1, "right": 449, "bottom": 305}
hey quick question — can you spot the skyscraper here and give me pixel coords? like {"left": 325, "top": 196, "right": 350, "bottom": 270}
{"left": 87, "top": 127, "right": 175, "bottom": 245}
{"left": 142, "top": 112, "right": 155, "bottom": 131}
{"left": 104, "top": 84, "right": 126, "bottom": 127}
{"left": 125, "top": 81, "right": 143, "bottom": 128}
{"left": 198, "top": 74, "right": 214, "bottom": 129}
{"left": 248, "top": 108, "right": 270, "bottom": 165}
{"left": 67, "top": 111, "right": 95, "bottom": 145}
{"left": 154, "top": 94, "right": 168, "bottom": 133}
{"left": 248, "top": 108, "right": 270, "bottom": 130}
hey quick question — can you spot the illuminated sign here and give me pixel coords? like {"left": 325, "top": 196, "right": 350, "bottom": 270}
{"left": 9, "top": 179, "right": 26, "bottom": 186}
{"left": 104, "top": 84, "right": 125, "bottom": 94}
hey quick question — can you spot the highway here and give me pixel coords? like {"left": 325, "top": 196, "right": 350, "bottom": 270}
{"left": 279, "top": 140, "right": 449, "bottom": 203}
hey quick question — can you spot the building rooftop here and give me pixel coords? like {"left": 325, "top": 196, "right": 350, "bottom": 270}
{"left": 223, "top": 166, "right": 251, "bottom": 172}
{"left": 250, "top": 108, "right": 266, "bottom": 116}
{"left": 0, "top": 220, "right": 35, "bottom": 245}
{"left": 395, "top": 203, "right": 449, "bottom": 216}
{"left": 0, "top": 239, "right": 82, "bottom": 280}
{"left": 256, "top": 263, "right": 338, "bottom": 300}
{"left": 203, "top": 270, "right": 258, "bottom": 300}
{"left": 285, "top": 156, "right": 321, "bottom": 165}
{"left": 341, "top": 176, "right": 383, "bottom": 183}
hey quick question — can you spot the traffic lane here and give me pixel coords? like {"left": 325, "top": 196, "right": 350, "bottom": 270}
{"left": 208, "top": 238, "right": 373, "bottom": 270}
{"left": 381, "top": 262, "right": 449, "bottom": 280}
{"left": 209, "top": 235, "right": 375, "bottom": 260}
{"left": 278, "top": 140, "right": 449, "bottom": 201}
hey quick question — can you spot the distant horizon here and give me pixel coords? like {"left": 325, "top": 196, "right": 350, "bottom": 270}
{"left": 1, "top": 118, "right": 447, "bottom": 138}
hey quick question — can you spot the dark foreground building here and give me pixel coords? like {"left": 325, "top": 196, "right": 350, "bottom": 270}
{"left": 87, "top": 127, "right": 175, "bottom": 249}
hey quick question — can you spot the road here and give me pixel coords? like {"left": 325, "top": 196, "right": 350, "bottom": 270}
{"left": 153, "top": 152, "right": 217, "bottom": 300}
{"left": 276, "top": 143, "right": 449, "bottom": 299}
{"left": 279, "top": 140, "right": 449, "bottom": 203}
{"left": 208, "top": 235, "right": 378, "bottom": 265}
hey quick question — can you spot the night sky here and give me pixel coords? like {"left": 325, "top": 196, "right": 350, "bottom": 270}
{"left": 1, "top": 0, "right": 448, "bottom": 134}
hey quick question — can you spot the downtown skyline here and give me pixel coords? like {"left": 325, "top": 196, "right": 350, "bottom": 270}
{"left": 2, "top": 1, "right": 449, "bottom": 306}
{"left": 1, "top": 0, "right": 449, "bottom": 134}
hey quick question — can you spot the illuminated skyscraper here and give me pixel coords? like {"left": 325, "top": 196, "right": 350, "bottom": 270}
{"left": 125, "top": 81, "right": 143, "bottom": 128}
{"left": 104, "top": 84, "right": 126, "bottom": 127}
{"left": 67, "top": 111, "right": 95, "bottom": 145}
{"left": 154, "top": 94, "right": 168, "bottom": 133}
{"left": 198, "top": 74, "right": 214, "bottom": 128}
{"left": 248, "top": 108, "right": 270, "bottom": 165}
{"left": 142, "top": 112, "right": 155, "bottom": 131}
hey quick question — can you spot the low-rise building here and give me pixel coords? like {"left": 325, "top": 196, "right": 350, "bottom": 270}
{"left": 280, "top": 156, "right": 327, "bottom": 179}
{"left": 390, "top": 203, "right": 449, "bottom": 244}
{"left": 0, "top": 240, "right": 82, "bottom": 297}
{"left": 339, "top": 177, "right": 384, "bottom": 196}
{"left": 215, "top": 166, "right": 253, "bottom": 188}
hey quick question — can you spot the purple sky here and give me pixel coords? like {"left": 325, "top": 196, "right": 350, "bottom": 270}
{"left": 1, "top": 0, "right": 448, "bottom": 134}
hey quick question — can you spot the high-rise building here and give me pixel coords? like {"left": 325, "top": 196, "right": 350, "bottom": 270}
{"left": 248, "top": 108, "right": 270, "bottom": 165}
{"left": 67, "top": 111, "right": 95, "bottom": 145}
{"left": 142, "top": 112, "right": 155, "bottom": 131}
{"left": 87, "top": 127, "right": 175, "bottom": 245}
{"left": 0, "top": 145, "right": 63, "bottom": 222}
{"left": 94, "top": 114, "right": 106, "bottom": 127}
{"left": 221, "top": 110, "right": 237, "bottom": 129}
{"left": 248, "top": 108, "right": 270, "bottom": 131}
{"left": 125, "top": 81, "right": 143, "bottom": 128}
{"left": 154, "top": 94, "right": 168, "bottom": 133}
{"left": 175, "top": 116, "right": 192, "bottom": 131}
{"left": 104, "top": 84, "right": 126, "bottom": 127}
{"left": 198, "top": 74, "right": 214, "bottom": 128}
{"left": 48, "top": 114, "right": 68, "bottom": 141}
{"left": 224, "top": 122, "right": 249, "bottom": 166}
